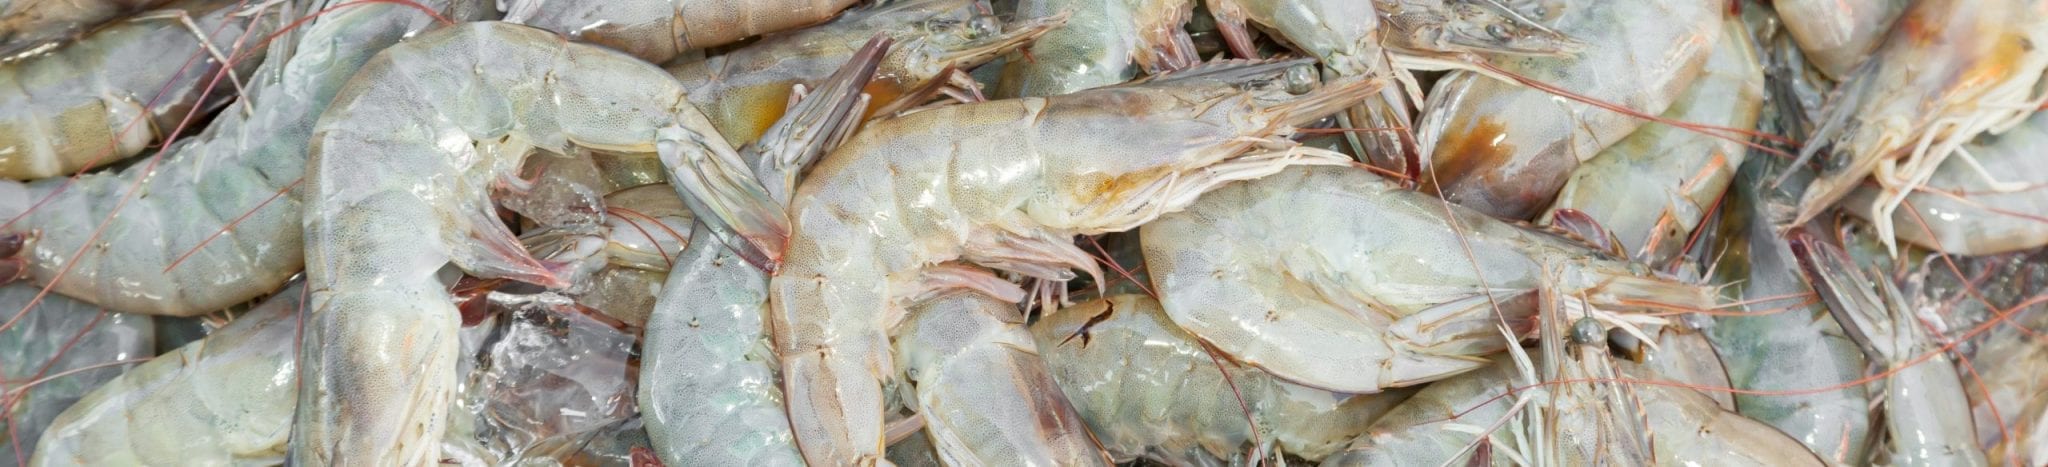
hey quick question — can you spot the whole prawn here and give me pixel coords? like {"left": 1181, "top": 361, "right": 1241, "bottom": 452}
{"left": 745, "top": 61, "right": 1377, "bottom": 464}
{"left": 0, "top": 0, "right": 472, "bottom": 316}
{"left": 1790, "top": 0, "right": 2048, "bottom": 252}
{"left": 1139, "top": 165, "right": 1715, "bottom": 394}
{"left": 292, "top": 21, "right": 754, "bottom": 464}
{"left": 505, "top": 0, "right": 863, "bottom": 64}
{"left": 1414, "top": 0, "right": 1721, "bottom": 219}
{"left": 0, "top": 0, "right": 276, "bottom": 180}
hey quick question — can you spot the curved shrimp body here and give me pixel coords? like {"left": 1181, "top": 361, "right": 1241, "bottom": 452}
{"left": 638, "top": 36, "right": 880, "bottom": 467}
{"left": 0, "top": 0, "right": 274, "bottom": 180}
{"left": 993, "top": 0, "right": 1195, "bottom": 98}
{"left": 894, "top": 290, "right": 1110, "bottom": 465}
{"left": 293, "top": 21, "right": 744, "bottom": 464}
{"left": 766, "top": 63, "right": 1377, "bottom": 464}
{"left": 0, "top": 0, "right": 173, "bottom": 57}
{"left": 1319, "top": 357, "right": 1519, "bottom": 466}
{"left": 0, "top": 283, "right": 154, "bottom": 460}
{"left": 1540, "top": 17, "right": 1763, "bottom": 267}
{"left": 1844, "top": 110, "right": 2048, "bottom": 256}
{"left": 1139, "top": 165, "right": 1715, "bottom": 394}
{"left": 0, "top": 0, "right": 467, "bottom": 317}
{"left": 1792, "top": 0, "right": 2048, "bottom": 244}
{"left": 1206, "top": 0, "right": 1379, "bottom": 75}
{"left": 1036, "top": 295, "right": 1412, "bottom": 465}
{"left": 1414, "top": 0, "right": 1720, "bottom": 220}
{"left": 31, "top": 283, "right": 300, "bottom": 466}
{"left": 1772, "top": 0, "right": 1906, "bottom": 80}
{"left": 1704, "top": 159, "right": 1874, "bottom": 464}
{"left": 666, "top": 0, "right": 1062, "bottom": 147}
{"left": 507, "top": 0, "right": 860, "bottom": 64}
{"left": 1791, "top": 231, "right": 1989, "bottom": 466}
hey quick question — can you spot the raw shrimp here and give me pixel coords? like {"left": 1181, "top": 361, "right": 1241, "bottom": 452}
{"left": 0, "top": 0, "right": 175, "bottom": 57}
{"left": 0, "top": 0, "right": 471, "bottom": 316}
{"left": 505, "top": 0, "right": 862, "bottom": 64}
{"left": 1540, "top": 16, "right": 1763, "bottom": 267}
{"left": 1414, "top": 0, "right": 1719, "bottom": 219}
{"left": 1772, "top": 0, "right": 1906, "bottom": 80}
{"left": 1791, "top": 230, "right": 1989, "bottom": 466}
{"left": 1844, "top": 110, "right": 2048, "bottom": 256}
{"left": 1035, "top": 295, "right": 1413, "bottom": 465}
{"left": 1139, "top": 165, "right": 1714, "bottom": 393}
{"left": 30, "top": 282, "right": 299, "bottom": 466}
{"left": 0, "top": 283, "right": 153, "bottom": 464}
{"left": 0, "top": 0, "right": 275, "bottom": 180}
{"left": 639, "top": 36, "right": 881, "bottom": 466}
{"left": 292, "top": 21, "right": 753, "bottom": 464}
{"left": 751, "top": 61, "right": 1376, "bottom": 464}
{"left": 893, "top": 289, "right": 1109, "bottom": 465}
{"left": 1791, "top": 0, "right": 2048, "bottom": 249}
{"left": 992, "top": 0, "right": 1194, "bottom": 98}
{"left": 1705, "top": 156, "right": 1874, "bottom": 464}
{"left": 664, "top": 0, "right": 1063, "bottom": 146}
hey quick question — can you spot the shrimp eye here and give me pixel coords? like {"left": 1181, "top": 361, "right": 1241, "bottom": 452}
{"left": 1485, "top": 24, "right": 1512, "bottom": 41}
{"left": 968, "top": 16, "right": 1002, "bottom": 39}
{"left": 1283, "top": 64, "right": 1317, "bottom": 95}
{"left": 1569, "top": 317, "right": 1604, "bottom": 346}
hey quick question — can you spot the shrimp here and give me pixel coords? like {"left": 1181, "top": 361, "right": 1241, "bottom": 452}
{"left": 0, "top": 0, "right": 175, "bottom": 58}
{"left": 1035, "top": 295, "right": 1414, "bottom": 465}
{"left": 1790, "top": 0, "right": 2048, "bottom": 252}
{"left": 504, "top": 0, "right": 862, "bottom": 64}
{"left": 1138, "top": 165, "right": 1714, "bottom": 394}
{"left": 1790, "top": 230, "right": 1990, "bottom": 466}
{"left": 893, "top": 289, "right": 1110, "bottom": 465}
{"left": 664, "top": 0, "right": 1064, "bottom": 146}
{"left": 1772, "top": 0, "right": 1906, "bottom": 80}
{"left": 0, "top": 0, "right": 473, "bottom": 316}
{"left": 639, "top": 35, "right": 882, "bottom": 466}
{"left": 0, "top": 283, "right": 154, "bottom": 464}
{"left": 31, "top": 282, "right": 300, "bottom": 466}
{"left": 1843, "top": 110, "right": 2048, "bottom": 256}
{"left": 741, "top": 60, "right": 1376, "bottom": 464}
{"left": 1540, "top": 16, "right": 1764, "bottom": 267}
{"left": 1704, "top": 156, "right": 1875, "bottom": 464}
{"left": 291, "top": 21, "right": 757, "bottom": 464}
{"left": 992, "top": 0, "right": 1195, "bottom": 98}
{"left": 1414, "top": 0, "right": 1720, "bottom": 220}
{"left": 0, "top": 0, "right": 276, "bottom": 180}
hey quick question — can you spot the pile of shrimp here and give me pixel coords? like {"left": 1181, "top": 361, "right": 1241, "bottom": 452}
{"left": 1, "top": 0, "right": 2045, "bottom": 465}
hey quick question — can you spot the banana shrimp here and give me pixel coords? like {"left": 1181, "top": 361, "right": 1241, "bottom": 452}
{"left": 1791, "top": 0, "right": 2048, "bottom": 250}
{"left": 894, "top": 289, "right": 1109, "bottom": 465}
{"left": 742, "top": 61, "right": 1375, "bottom": 464}
{"left": 1139, "top": 165, "right": 1714, "bottom": 394}
{"left": 1540, "top": 16, "right": 1763, "bottom": 267}
{"left": 31, "top": 282, "right": 299, "bottom": 466}
{"left": 0, "top": 0, "right": 175, "bottom": 57}
{"left": 1035, "top": 295, "right": 1413, "bottom": 465}
{"left": 0, "top": 0, "right": 470, "bottom": 316}
{"left": 1771, "top": 0, "right": 1906, "bottom": 80}
{"left": 665, "top": 0, "right": 1062, "bottom": 147}
{"left": 992, "top": 0, "right": 1195, "bottom": 98}
{"left": 292, "top": 21, "right": 754, "bottom": 464}
{"left": 0, "top": 0, "right": 276, "bottom": 180}
{"left": 1792, "top": 230, "right": 1989, "bottom": 466}
{"left": 505, "top": 0, "right": 862, "bottom": 64}
{"left": 1844, "top": 110, "right": 2048, "bottom": 256}
{"left": 1415, "top": 0, "right": 1720, "bottom": 219}
{"left": 639, "top": 36, "right": 881, "bottom": 466}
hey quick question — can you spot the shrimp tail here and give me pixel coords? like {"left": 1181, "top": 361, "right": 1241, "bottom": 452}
{"left": 1203, "top": 0, "right": 1258, "bottom": 60}
{"left": 1130, "top": 1, "right": 1198, "bottom": 74}
{"left": 452, "top": 182, "right": 571, "bottom": 289}
{"left": 659, "top": 126, "right": 789, "bottom": 271}
{"left": 1785, "top": 230, "right": 1890, "bottom": 359}
{"left": 751, "top": 35, "right": 890, "bottom": 203}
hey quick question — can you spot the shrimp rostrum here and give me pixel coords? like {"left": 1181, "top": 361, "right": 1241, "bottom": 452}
{"left": 292, "top": 21, "right": 758, "bottom": 464}
{"left": 713, "top": 60, "right": 1380, "bottom": 465}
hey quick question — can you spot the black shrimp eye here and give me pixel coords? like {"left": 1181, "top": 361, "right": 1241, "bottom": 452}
{"left": 1486, "top": 24, "right": 1512, "bottom": 41}
{"left": 1570, "top": 317, "right": 1605, "bottom": 346}
{"left": 1283, "top": 64, "right": 1317, "bottom": 95}
{"left": 968, "top": 16, "right": 1002, "bottom": 38}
